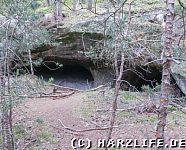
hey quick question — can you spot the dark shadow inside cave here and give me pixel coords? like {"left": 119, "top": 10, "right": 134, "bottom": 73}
{"left": 120, "top": 65, "right": 162, "bottom": 91}
{"left": 34, "top": 63, "right": 94, "bottom": 90}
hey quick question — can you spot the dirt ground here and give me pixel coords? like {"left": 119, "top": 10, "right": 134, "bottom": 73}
{"left": 13, "top": 85, "right": 186, "bottom": 150}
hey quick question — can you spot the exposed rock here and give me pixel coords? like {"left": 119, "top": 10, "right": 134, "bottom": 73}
{"left": 90, "top": 67, "right": 114, "bottom": 87}
{"left": 31, "top": 14, "right": 163, "bottom": 89}
{"left": 171, "top": 61, "right": 186, "bottom": 95}
{"left": 0, "top": 15, "right": 7, "bottom": 25}
{"left": 32, "top": 31, "right": 103, "bottom": 65}
{"left": 31, "top": 30, "right": 113, "bottom": 86}
{"left": 31, "top": 9, "right": 184, "bottom": 92}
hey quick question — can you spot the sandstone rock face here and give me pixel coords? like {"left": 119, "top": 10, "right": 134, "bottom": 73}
{"left": 171, "top": 61, "right": 186, "bottom": 95}
{"left": 31, "top": 29, "right": 162, "bottom": 90}
{"left": 32, "top": 31, "right": 103, "bottom": 64}
{"left": 170, "top": 16, "right": 186, "bottom": 95}
{"left": 32, "top": 30, "right": 113, "bottom": 86}
{"left": 31, "top": 10, "right": 184, "bottom": 92}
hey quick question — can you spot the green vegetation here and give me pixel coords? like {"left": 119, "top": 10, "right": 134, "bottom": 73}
{"left": 121, "top": 91, "right": 136, "bottom": 102}
{"left": 48, "top": 77, "right": 54, "bottom": 83}
{"left": 13, "top": 121, "right": 57, "bottom": 149}
{"left": 117, "top": 111, "right": 133, "bottom": 122}
{"left": 141, "top": 83, "right": 161, "bottom": 95}
{"left": 13, "top": 124, "right": 26, "bottom": 139}
{"left": 79, "top": 103, "right": 94, "bottom": 119}
{"left": 36, "top": 117, "right": 44, "bottom": 124}
{"left": 0, "top": 0, "right": 185, "bottom": 149}
{"left": 36, "top": 5, "right": 53, "bottom": 14}
{"left": 37, "top": 127, "right": 54, "bottom": 143}
{"left": 27, "top": 125, "right": 58, "bottom": 149}
{"left": 167, "top": 105, "right": 177, "bottom": 112}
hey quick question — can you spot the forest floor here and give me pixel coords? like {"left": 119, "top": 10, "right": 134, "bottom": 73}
{"left": 13, "top": 82, "right": 186, "bottom": 150}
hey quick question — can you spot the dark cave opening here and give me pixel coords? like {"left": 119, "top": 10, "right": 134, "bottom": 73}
{"left": 120, "top": 65, "right": 163, "bottom": 91}
{"left": 30, "top": 62, "right": 181, "bottom": 95}
{"left": 34, "top": 62, "right": 163, "bottom": 91}
{"left": 34, "top": 63, "right": 94, "bottom": 90}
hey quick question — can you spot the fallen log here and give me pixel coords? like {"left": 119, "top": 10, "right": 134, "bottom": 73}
{"left": 58, "top": 119, "right": 118, "bottom": 133}
{"left": 50, "top": 83, "right": 83, "bottom": 92}
{"left": 50, "top": 83, "right": 105, "bottom": 92}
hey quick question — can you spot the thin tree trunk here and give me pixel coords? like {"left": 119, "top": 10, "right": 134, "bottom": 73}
{"left": 28, "top": 49, "right": 34, "bottom": 75}
{"left": 2, "top": 112, "right": 13, "bottom": 150}
{"left": 156, "top": 0, "right": 175, "bottom": 147}
{"left": 94, "top": 0, "right": 97, "bottom": 13}
{"left": 0, "top": 49, "right": 14, "bottom": 150}
{"left": 53, "top": 0, "right": 57, "bottom": 20}
{"left": 73, "top": 0, "right": 79, "bottom": 11}
{"left": 1, "top": 21, "right": 15, "bottom": 150}
{"left": 46, "top": 0, "right": 51, "bottom": 6}
{"left": 57, "top": 0, "right": 62, "bottom": 17}
{"left": 6, "top": 48, "right": 14, "bottom": 150}
{"left": 106, "top": 52, "right": 124, "bottom": 150}
{"left": 87, "top": 0, "right": 93, "bottom": 10}
{"left": 106, "top": 2, "right": 130, "bottom": 149}
{"left": 0, "top": 49, "right": 5, "bottom": 150}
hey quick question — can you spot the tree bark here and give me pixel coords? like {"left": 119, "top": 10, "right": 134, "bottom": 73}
{"left": 0, "top": 48, "right": 5, "bottom": 150}
{"left": 46, "top": 0, "right": 51, "bottom": 6}
{"left": 156, "top": 0, "right": 175, "bottom": 147}
{"left": 106, "top": 52, "right": 124, "bottom": 150}
{"left": 57, "top": 0, "right": 62, "bottom": 17}
{"left": 0, "top": 19, "right": 14, "bottom": 150}
{"left": 0, "top": 49, "right": 14, "bottom": 150}
{"left": 6, "top": 48, "right": 14, "bottom": 150}
{"left": 87, "top": 0, "right": 93, "bottom": 10}
{"left": 53, "top": 0, "right": 57, "bottom": 20}
{"left": 73, "top": 0, "right": 79, "bottom": 11}
{"left": 28, "top": 48, "right": 34, "bottom": 75}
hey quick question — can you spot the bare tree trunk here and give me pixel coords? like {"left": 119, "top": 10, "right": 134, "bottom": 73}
{"left": 156, "top": 0, "right": 175, "bottom": 147}
{"left": 87, "top": 0, "right": 93, "bottom": 10}
{"left": 0, "top": 49, "right": 14, "bottom": 150}
{"left": 46, "top": 0, "right": 51, "bottom": 6}
{"left": 6, "top": 48, "right": 14, "bottom": 150}
{"left": 0, "top": 20, "right": 14, "bottom": 150}
{"left": 57, "top": 0, "right": 62, "bottom": 17}
{"left": 53, "top": 0, "right": 57, "bottom": 20}
{"left": 28, "top": 49, "right": 34, "bottom": 75}
{"left": 107, "top": 52, "right": 124, "bottom": 141}
{"left": 2, "top": 112, "right": 14, "bottom": 150}
{"left": 106, "top": 2, "right": 131, "bottom": 149}
{"left": 94, "top": 0, "right": 97, "bottom": 13}
{"left": 73, "top": 0, "right": 79, "bottom": 11}
{"left": 0, "top": 49, "right": 5, "bottom": 149}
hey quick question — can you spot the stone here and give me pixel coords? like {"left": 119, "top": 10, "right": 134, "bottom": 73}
{"left": 171, "top": 61, "right": 186, "bottom": 95}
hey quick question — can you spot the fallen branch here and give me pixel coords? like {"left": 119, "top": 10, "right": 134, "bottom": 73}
{"left": 11, "top": 91, "right": 75, "bottom": 99}
{"left": 51, "top": 84, "right": 105, "bottom": 92}
{"left": 51, "top": 83, "right": 83, "bottom": 92}
{"left": 96, "top": 107, "right": 138, "bottom": 112}
{"left": 38, "top": 91, "right": 75, "bottom": 98}
{"left": 58, "top": 119, "right": 117, "bottom": 133}
{"left": 22, "top": 139, "right": 37, "bottom": 150}
{"left": 51, "top": 125, "right": 83, "bottom": 136}
{"left": 84, "top": 85, "right": 105, "bottom": 92}
{"left": 170, "top": 102, "right": 186, "bottom": 114}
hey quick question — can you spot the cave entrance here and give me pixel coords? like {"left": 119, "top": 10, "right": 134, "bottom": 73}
{"left": 121, "top": 65, "right": 162, "bottom": 91}
{"left": 34, "top": 63, "right": 94, "bottom": 90}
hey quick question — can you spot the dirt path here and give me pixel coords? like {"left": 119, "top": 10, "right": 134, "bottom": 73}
{"left": 13, "top": 87, "right": 111, "bottom": 149}
{"left": 14, "top": 90, "right": 88, "bottom": 148}
{"left": 13, "top": 87, "right": 186, "bottom": 150}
